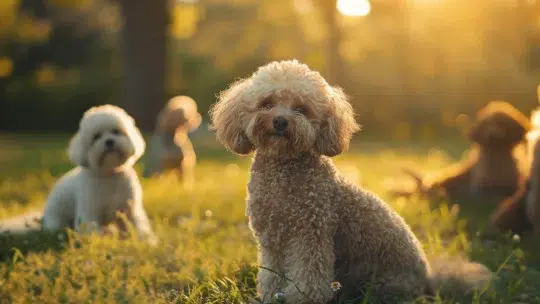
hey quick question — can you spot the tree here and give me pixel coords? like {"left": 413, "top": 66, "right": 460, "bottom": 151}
{"left": 119, "top": 0, "right": 168, "bottom": 132}
{"left": 314, "top": 0, "right": 344, "bottom": 86}
{"left": 0, "top": 0, "right": 117, "bottom": 131}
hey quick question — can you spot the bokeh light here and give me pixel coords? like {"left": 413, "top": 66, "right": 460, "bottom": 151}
{"left": 337, "top": 0, "right": 371, "bottom": 17}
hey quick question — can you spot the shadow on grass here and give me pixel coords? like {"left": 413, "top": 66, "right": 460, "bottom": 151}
{"left": 158, "top": 263, "right": 258, "bottom": 303}
{"left": 419, "top": 194, "right": 540, "bottom": 287}
{"left": 0, "top": 230, "right": 68, "bottom": 261}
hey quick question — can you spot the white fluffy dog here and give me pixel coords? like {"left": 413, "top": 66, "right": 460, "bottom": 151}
{"left": 42, "top": 105, "right": 156, "bottom": 242}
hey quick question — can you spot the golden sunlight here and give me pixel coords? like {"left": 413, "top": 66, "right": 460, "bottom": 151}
{"left": 337, "top": 0, "right": 371, "bottom": 17}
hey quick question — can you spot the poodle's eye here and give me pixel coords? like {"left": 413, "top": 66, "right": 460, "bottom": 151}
{"left": 111, "top": 128, "right": 122, "bottom": 135}
{"left": 92, "top": 132, "right": 102, "bottom": 142}
{"left": 259, "top": 99, "right": 274, "bottom": 110}
{"left": 293, "top": 105, "right": 308, "bottom": 116}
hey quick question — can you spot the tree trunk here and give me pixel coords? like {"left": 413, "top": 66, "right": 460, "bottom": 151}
{"left": 119, "top": 0, "right": 168, "bottom": 132}
{"left": 319, "top": 0, "right": 344, "bottom": 86}
{"left": 393, "top": 0, "right": 413, "bottom": 104}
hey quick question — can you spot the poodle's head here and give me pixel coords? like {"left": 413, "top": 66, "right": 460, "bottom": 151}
{"left": 68, "top": 105, "right": 146, "bottom": 173}
{"left": 468, "top": 101, "right": 530, "bottom": 148}
{"left": 156, "top": 96, "right": 202, "bottom": 134}
{"left": 209, "top": 60, "right": 360, "bottom": 158}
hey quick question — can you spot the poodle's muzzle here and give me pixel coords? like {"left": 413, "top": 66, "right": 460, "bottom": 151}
{"left": 247, "top": 110, "right": 317, "bottom": 156}
{"left": 272, "top": 116, "right": 288, "bottom": 136}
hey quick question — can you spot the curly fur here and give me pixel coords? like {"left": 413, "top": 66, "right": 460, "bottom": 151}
{"left": 42, "top": 105, "right": 156, "bottom": 243}
{"left": 391, "top": 101, "right": 530, "bottom": 201}
{"left": 491, "top": 85, "right": 540, "bottom": 236}
{"left": 210, "top": 60, "right": 492, "bottom": 303}
{"left": 143, "top": 96, "right": 202, "bottom": 185}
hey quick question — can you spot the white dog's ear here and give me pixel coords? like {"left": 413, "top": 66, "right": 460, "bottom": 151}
{"left": 210, "top": 79, "right": 254, "bottom": 155}
{"left": 128, "top": 124, "right": 146, "bottom": 161}
{"left": 67, "top": 132, "right": 89, "bottom": 167}
{"left": 315, "top": 86, "right": 360, "bottom": 157}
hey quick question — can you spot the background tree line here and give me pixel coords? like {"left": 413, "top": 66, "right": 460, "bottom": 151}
{"left": 0, "top": 0, "right": 539, "bottom": 139}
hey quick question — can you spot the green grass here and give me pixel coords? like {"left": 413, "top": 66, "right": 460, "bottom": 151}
{"left": 0, "top": 133, "right": 540, "bottom": 303}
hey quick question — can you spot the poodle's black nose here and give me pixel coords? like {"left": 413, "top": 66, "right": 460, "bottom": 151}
{"left": 273, "top": 116, "right": 288, "bottom": 132}
{"left": 105, "top": 139, "right": 115, "bottom": 149}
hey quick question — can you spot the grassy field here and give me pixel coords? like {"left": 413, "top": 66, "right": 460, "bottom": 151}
{"left": 1, "top": 132, "right": 540, "bottom": 303}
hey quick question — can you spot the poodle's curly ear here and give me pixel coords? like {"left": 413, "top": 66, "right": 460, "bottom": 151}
{"left": 67, "top": 132, "right": 88, "bottom": 167}
{"left": 467, "top": 119, "right": 486, "bottom": 143}
{"left": 155, "top": 109, "right": 169, "bottom": 131}
{"left": 315, "top": 87, "right": 360, "bottom": 157}
{"left": 209, "top": 79, "right": 254, "bottom": 155}
{"left": 157, "top": 108, "right": 186, "bottom": 132}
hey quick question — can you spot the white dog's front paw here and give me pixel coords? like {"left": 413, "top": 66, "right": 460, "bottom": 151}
{"left": 146, "top": 234, "right": 159, "bottom": 246}
{"left": 138, "top": 231, "right": 159, "bottom": 246}
{"left": 77, "top": 221, "right": 101, "bottom": 235}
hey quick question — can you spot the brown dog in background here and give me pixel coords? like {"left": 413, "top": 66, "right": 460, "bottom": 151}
{"left": 390, "top": 101, "right": 530, "bottom": 201}
{"left": 143, "top": 96, "right": 202, "bottom": 184}
{"left": 491, "top": 85, "right": 540, "bottom": 236}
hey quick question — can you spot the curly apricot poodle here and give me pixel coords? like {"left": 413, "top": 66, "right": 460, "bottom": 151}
{"left": 210, "top": 60, "right": 492, "bottom": 304}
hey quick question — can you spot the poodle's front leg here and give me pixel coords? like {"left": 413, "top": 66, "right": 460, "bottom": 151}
{"left": 282, "top": 234, "right": 335, "bottom": 304}
{"left": 257, "top": 243, "right": 284, "bottom": 303}
{"left": 179, "top": 164, "right": 195, "bottom": 189}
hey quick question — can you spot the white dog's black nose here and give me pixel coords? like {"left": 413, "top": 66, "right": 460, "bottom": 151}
{"left": 105, "top": 139, "right": 115, "bottom": 149}
{"left": 273, "top": 116, "right": 288, "bottom": 132}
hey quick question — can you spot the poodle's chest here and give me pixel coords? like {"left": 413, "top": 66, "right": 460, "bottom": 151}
{"left": 246, "top": 175, "right": 336, "bottom": 244}
{"left": 152, "top": 136, "right": 183, "bottom": 157}
{"left": 471, "top": 156, "right": 521, "bottom": 188}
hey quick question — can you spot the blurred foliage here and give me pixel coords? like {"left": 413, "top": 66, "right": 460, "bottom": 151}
{"left": 0, "top": 0, "right": 539, "bottom": 135}
{"left": 0, "top": 0, "right": 120, "bottom": 131}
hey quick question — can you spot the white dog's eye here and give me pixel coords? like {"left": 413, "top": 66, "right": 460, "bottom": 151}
{"left": 111, "top": 128, "right": 122, "bottom": 135}
{"left": 92, "top": 132, "right": 102, "bottom": 142}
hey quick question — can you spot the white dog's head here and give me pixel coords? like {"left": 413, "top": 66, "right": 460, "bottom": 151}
{"left": 68, "top": 105, "right": 145, "bottom": 173}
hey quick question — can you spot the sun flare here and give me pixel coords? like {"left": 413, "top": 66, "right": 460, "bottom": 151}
{"left": 337, "top": 0, "right": 371, "bottom": 17}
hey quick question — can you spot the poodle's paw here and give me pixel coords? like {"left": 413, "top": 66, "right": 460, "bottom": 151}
{"left": 283, "top": 283, "right": 333, "bottom": 304}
